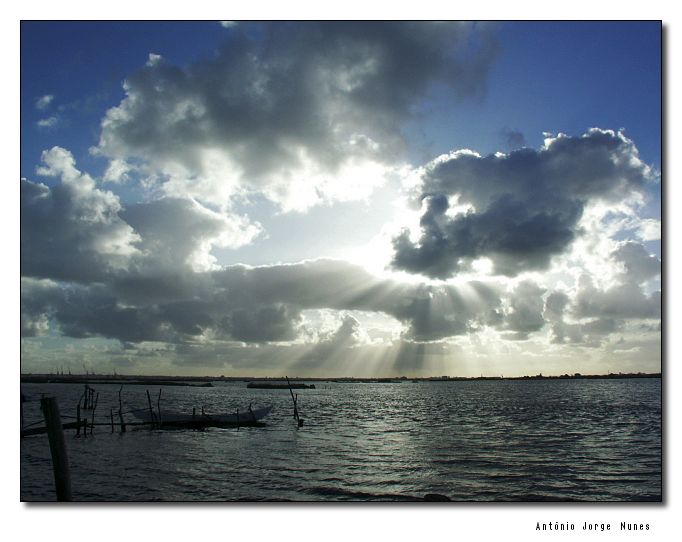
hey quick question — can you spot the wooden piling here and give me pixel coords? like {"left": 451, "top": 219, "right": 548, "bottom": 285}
{"left": 76, "top": 402, "right": 81, "bottom": 437}
{"left": 118, "top": 385, "right": 126, "bottom": 433}
{"left": 110, "top": 408, "right": 114, "bottom": 433}
{"left": 90, "top": 392, "right": 99, "bottom": 435}
{"left": 146, "top": 389, "right": 155, "bottom": 428}
{"left": 286, "top": 376, "right": 304, "bottom": 427}
{"left": 118, "top": 410, "right": 126, "bottom": 433}
{"left": 157, "top": 389, "right": 163, "bottom": 428}
{"left": 40, "top": 397, "right": 72, "bottom": 501}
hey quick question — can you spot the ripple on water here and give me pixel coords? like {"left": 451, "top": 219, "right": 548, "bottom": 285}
{"left": 20, "top": 378, "right": 661, "bottom": 501}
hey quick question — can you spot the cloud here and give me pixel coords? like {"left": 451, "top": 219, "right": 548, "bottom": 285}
{"left": 35, "top": 94, "right": 54, "bottom": 110}
{"left": 545, "top": 257, "right": 660, "bottom": 346}
{"left": 574, "top": 275, "right": 660, "bottom": 320}
{"left": 21, "top": 258, "right": 505, "bottom": 345}
{"left": 611, "top": 241, "right": 660, "bottom": 284}
{"left": 500, "top": 127, "right": 526, "bottom": 149}
{"left": 21, "top": 278, "right": 63, "bottom": 337}
{"left": 121, "top": 197, "right": 261, "bottom": 273}
{"left": 221, "top": 304, "right": 302, "bottom": 343}
{"left": 504, "top": 281, "right": 546, "bottom": 340}
{"left": 37, "top": 116, "right": 59, "bottom": 129}
{"left": 296, "top": 314, "right": 362, "bottom": 367}
{"left": 22, "top": 147, "right": 261, "bottom": 283}
{"left": 102, "top": 159, "right": 130, "bottom": 183}
{"left": 21, "top": 147, "right": 140, "bottom": 283}
{"left": 391, "top": 129, "right": 657, "bottom": 279}
{"left": 95, "top": 22, "right": 499, "bottom": 210}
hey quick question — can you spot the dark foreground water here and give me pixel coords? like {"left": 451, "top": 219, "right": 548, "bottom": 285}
{"left": 20, "top": 378, "right": 661, "bottom": 502}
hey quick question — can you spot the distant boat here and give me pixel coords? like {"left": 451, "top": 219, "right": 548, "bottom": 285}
{"left": 247, "top": 381, "right": 315, "bottom": 389}
{"left": 131, "top": 405, "right": 273, "bottom": 427}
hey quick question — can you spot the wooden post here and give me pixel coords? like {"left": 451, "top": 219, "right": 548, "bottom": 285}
{"left": 295, "top": 394, "right": 303, "bottom": 427}
{"left": 90, "top": 392, "right": 99, "bottom": 435}
{"left": 40, "top": 397, "right": 72, "bottom": 501}
{"left": 76, "top": 401, "right": 81, "bottom": 437}
{"left": 192, "top": 407, "right": 196, "bottom": 418}
{"left": 157, "top": 389, "right": 162, "bottom": 428}
{"left": 146, "top": 389, "right": 155, "bottom": 428}
{"left": 286, "top": 376, "right": 304, "bottom": 427}
{"left": 110, "top": 408, "right": 114, "bottom": 433}
{"left": 118, "top": 385, "right": 126, "bottom": 433}
{"left": 83, "top": 385, "right": 89, "bottom": 410}
{"left": 236, "top": 409, "right": 240, "bottom": 430}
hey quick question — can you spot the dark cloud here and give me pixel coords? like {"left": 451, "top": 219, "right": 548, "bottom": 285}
{"left": 21, "top": 259, "right": 504, "bottom": 344}
{"left": 21, "top": 150, "right": 259, "bottom": 285}
{"left": 21, "top": 149, "right": 139, "bottom": 283}
{"left": 550, "top": 318, "right": 620, "bottom": 347}
{"left": 296, "top": 315, "right": 361, "bottom": 368}
{"left": 574, "top": 275, "right": 660, "bottom": 320}
{"left": 504, "top": 281, "right": 546, "bottom": 339}
{"left": 500, "top": 127, "right": 526, "bottom": 150}
{"left": 544, "top": 291, "right": 570, "bottom": 322}
{"left": 546, "top": 268, "right": 660, "bottom": 346}
{"left": 96, "top": 22, "right": 499, "bottom": 206}
{"left": 392, "top": 129, "right": 655, "bottom": 278}
{"left": 21, "top": 278, "right": 63, "bottom": 337}
{"left": 222, "top": 304, "right": 302, "bottom": 343}
{"left": 612, "top": 241, "right": 661, "bottom": 284}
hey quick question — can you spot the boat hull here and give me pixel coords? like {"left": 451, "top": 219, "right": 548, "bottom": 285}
{"left": 132, "top": 405, "right": 273, "bottom": 426}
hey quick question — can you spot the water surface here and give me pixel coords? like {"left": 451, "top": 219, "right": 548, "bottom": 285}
{"left": 20, "top": 378, "right": 662, "bottom": 501}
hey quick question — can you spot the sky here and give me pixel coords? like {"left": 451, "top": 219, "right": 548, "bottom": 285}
{"left": 20, "top": 21, "right": 662, "bottom": 377}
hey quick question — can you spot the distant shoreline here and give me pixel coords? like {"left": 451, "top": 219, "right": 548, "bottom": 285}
{"left": 20, "top": 372, "right": 662, "bottom": 385}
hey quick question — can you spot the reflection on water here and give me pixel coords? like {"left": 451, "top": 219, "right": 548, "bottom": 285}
{"left": 20, "top": 378, "right": 661, "bottom": 501}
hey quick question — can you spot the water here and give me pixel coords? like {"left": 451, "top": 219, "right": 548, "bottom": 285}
{"left": 20, "top": 378, "right": 661, "bottom": 501}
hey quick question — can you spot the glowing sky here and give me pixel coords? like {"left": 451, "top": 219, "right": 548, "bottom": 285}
{"left": 20, "top": 21, "right": 661, "bottom": 377}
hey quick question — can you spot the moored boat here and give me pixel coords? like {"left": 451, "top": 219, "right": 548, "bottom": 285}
{"left": 131, "top": 404, "right": 273, "bottom": 427}
{"left": 247, "top": 381, "right": 315, "bottom": 389}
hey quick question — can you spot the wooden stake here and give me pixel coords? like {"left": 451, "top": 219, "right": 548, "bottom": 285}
{"left": 118, "top": 385, "right": 126, "bottom": 433}
{"left": 40, "top": 397, "right": 72, "bottom": 501}
{"left": 146, "top": 389, "right": 155, "bottom": 428}
{"left": 286, "top": 376, "right": 304, "bottom": 427}
{"left": 90, "top": 392, "right": 99, "bottom": 435}
{"left": 76, "top": 402, "right": 81, "bottom": 437}
{"left": 157, "top": 389, "right": 162, "bottom": 428}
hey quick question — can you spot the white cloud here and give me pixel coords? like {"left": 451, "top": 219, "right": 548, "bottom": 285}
{"left": 37, "top": 115, "right": 58, "bottom": 129}
{"left": 95, "top": 22, "right": 499, "bottom": 212}
{"left": 35, "top": 94, "right": 54, "bottom": 110}
{"left": 23, "top": 147, "right": 141, "bottom": 282}
{"left": 102, "top": 159, "right": 130, "bottom": 183}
